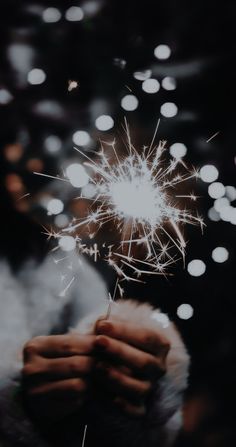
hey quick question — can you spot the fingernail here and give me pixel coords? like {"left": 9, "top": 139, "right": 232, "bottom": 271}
{"left": 96, "top": 321, "right": 112, "bottom": 335}
{"left": 95, "top": 336, "right": 109, "bottom": 350}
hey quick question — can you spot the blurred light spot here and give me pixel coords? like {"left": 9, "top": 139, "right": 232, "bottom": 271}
{"left": 59, "top": 236, "right": 76, "bottom": 252}
{"left": 5, "top": 174, "right": 24, "bottom": 194}
{"left": 133, "top": 69, "right": 152, "bottom": 81}
{"left": 187, "top": 259, "right": 206, "bottom": 277}
{"left": 68, "top": 80, "right": 79, "bottom": 91}
{"left": 47, "top": 199, "right": 64, "bottom": 215}
{"left": 208, "top": 182, "right": 225, "bottom": 199}
{"left": 160, "top": 102, "right": 178, "bottom": 118}
{"left": 142, "top": 78, "right": 160, "bottom": 94}
{"left": 214, "top": 197, "right": 229, "bottom": 212}
{"left": 82, "top": 183, "right": 96, "bottom": 198}
{"left": 200, "top": 165, "right": 219, "bottom": 183}
{"left": 121, "top": 95, "right": 139, "bottom": 111}
{"left": 230, "top": 208, "right": 236, "bottom": 225}
{"left": 65, "top": 6, "right": 84, "bottom": 21}
{"left": 28, "top": 68, "right": 46, "bottom": 85}
{"left": 154, "top": 44, "right": 171, "bottom": 60}
{"left": 212, "top": 247, "right": 229, "bottom": 263}
{"left": 26, "top": 158, "right": 44, "bottom": 172}
{"left": 225, "top": 185, "right": 236, "bottom": 202}
{"left": 170, "top": 142, "right": 187, "bottom": 159}
{"left": 177, "top": 304, "right": 194, "bottom": 320}
{"left": 66, "top": 163, "right": 89, "bottom": 188}
{"left": 219, "top": 205, "right": 235, "bottom": 222}
{"left": 82, "top": 1, "right": 101, "bottom": 17}
{"left": 113, "top": 58, "right": 127, "bottom": 69}
{"left": 55, "top": 214, "right": 69, "bottom": 228}
{"left": 151, "top": 312, "right": 169, "bottom": 328}
{"left": 0, "top": 88, "right": 13, "bottom": 105}
{"left": 33, "top": 100, "right": 63, "bottom": 119}
{"left": 42, "top": 7, "right": 62, "bottom": 23}
{"left": 72, "top": 130, "right": 90, "bottom": 146}
{"left": 44, "top": 135, "right": 62, "bottom": 154}
{"left": 95, "top": 115, "right": 114, "bottom": 131}
{"left": 161, "top": 77, "right": 176, "bottom": 91}
{"left": 4, "top": 143, "right": 23, "bottom": 162}
{"left": 208, "top": 207, "right": 220, "bottom": 222}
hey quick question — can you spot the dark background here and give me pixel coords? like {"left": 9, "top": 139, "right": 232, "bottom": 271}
{"left": 1, "top": 1, "right": 236, "bottom": 444}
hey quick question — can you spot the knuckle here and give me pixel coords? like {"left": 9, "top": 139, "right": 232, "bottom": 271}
{"left": 71, "top": 379, "right": 87, "bottom": 394}
{"left": 69, "top": 358, "right": 80, "bottom": 372}
{"left": 23, "top": 342, "right": 37, "bottom": 359}
{"left": 62, "top": 337, "right": 75, "bottom": 354}
{"left": 142, "top": 380, "right": 152, "bottom": 394}
{"left": 22, "top": 364, "right": 35, "bottom": 377}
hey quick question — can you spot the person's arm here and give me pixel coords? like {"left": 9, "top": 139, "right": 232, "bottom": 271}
{"left": 0, "top": 254, "right": 108, "bottom": 447}
{"left": 75, "top": 299, "right": 190, "bottom": 447}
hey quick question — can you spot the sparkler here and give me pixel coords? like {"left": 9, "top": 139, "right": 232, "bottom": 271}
{"left": 40, "top": 118, "right": 203, "bottom": 295}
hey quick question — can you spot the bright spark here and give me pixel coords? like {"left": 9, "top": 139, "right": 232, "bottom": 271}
{"left": 58, "top": 118, "right": 203, "bottom": 284}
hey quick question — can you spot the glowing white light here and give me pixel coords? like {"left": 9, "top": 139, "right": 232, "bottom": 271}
{"left": 121, "top": 95, "right": 139, "bottom": 111}
{"left": 59, "top": 236, "right": 76, "bottom": 252}
{"left": 212, "top": 247, "right": 229, "bottom": 263}
{"left": 142, "top": 79, "right": 160, "bottom": 94}
{"left": 230, "top": 208, "right": 236, "bottom": 225}
{"left": 72, "top": 130, "right": 90, "bottom": 146}
{"left": 219, "top": 205, "right": 235, "bottom": 222}
{"left": 53, "top": 121, "right": 202, "bottom": 283}
{"left": 187, "top": 259, "right": 206, "bottom": 277}
{"left": 82, "top": 183, "right": 96, "bottom": 199}
{"left": 177, "top": 304, "right": 194, "bottom": 320}
{"left": 170, "top": 143, "right": 187, "bottom": 159}
{"left": 65, "top": 6, "right": 84, "bottom": 21}
{"left": 42, "top": 7, "right": 62, "bottom": 23}
{"left": 151, "top": 312, "right": 170, "bottom": 328}
{"left": 44, "top": 135, "right": 62, "bottom": 154}
{"left": 208, "top": 207, "right": 220, "bottom": 222}
{"left": 225, "top": 185, "right": 236, "bottom": 202}
{"left": 27, "top": 68, "right": 46, "bottom": 85}
{"left": 154, "top": 44, "right": 171, "bottom": 60}
{"left": 162, "top": 77, "right": 176, "bottom": 91}
{"left": 47, "top": 199, "right": 64, "bottom": 215}
{"left": 55, "top": 214, "right": 69, "bottom": 228}
{"left": 160, "top": 102, "right": 178, "bottom": 118}
{"left": 133, "top": 70, "right": 152, "bottom": 81}
{"left": 200, "top": 165, "right": 219, "bottom": 183}
{"left": 208, "top": 182, "right": 225, "bottom": 199}
{"left": 0, "top": 88, "right": 13, "bottom": 105}
{"left": 214, "top": 197, "right": 230, "bottom": 212}
{"left": 111, "top": 179, "right": 164, "bottom": 221}
{"left": 95, "top": 115, "right": 114, "bottom": 131}
{"left": 66, "top": 163, "right": 89, "bottom": 188}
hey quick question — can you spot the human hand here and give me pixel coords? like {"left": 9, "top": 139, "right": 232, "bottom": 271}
{"left": 22, "top": 334, "right": 96, "bottom": 423}
{"left": 95, "top": 319, "right": 170, "bottom": 417}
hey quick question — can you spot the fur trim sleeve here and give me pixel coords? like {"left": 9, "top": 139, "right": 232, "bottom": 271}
{"left": 74, "top": 299, "right": 190, "bottom": 447}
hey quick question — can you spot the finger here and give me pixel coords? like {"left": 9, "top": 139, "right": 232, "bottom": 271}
{"left": 95, "top": 335, "right": 165, "bottom": 377}
{"left": 23, "top": 356, "right": 94, "bottom": 381}
{"left": 23, "top": 334, "right": 96, "bottom": 360}
{"left": 96, "top": 320, "right": 170, "bottom": 356}
{"left": 114, "top": 397, "right": 146, "bottom": 417}
{"left": 96, "top": 362, "right": 152, "bottom": 400}
{"left": 27, "top": 378, "right": 88, "bottom": 398}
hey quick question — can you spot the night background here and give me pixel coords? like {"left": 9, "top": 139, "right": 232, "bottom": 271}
{"left": 1, "top": 1, "right": 236, "bottom": 445}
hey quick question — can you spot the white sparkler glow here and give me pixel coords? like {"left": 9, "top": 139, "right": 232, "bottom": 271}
{"left": 53, "top": 119, "right": 203, "bottom": 283}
